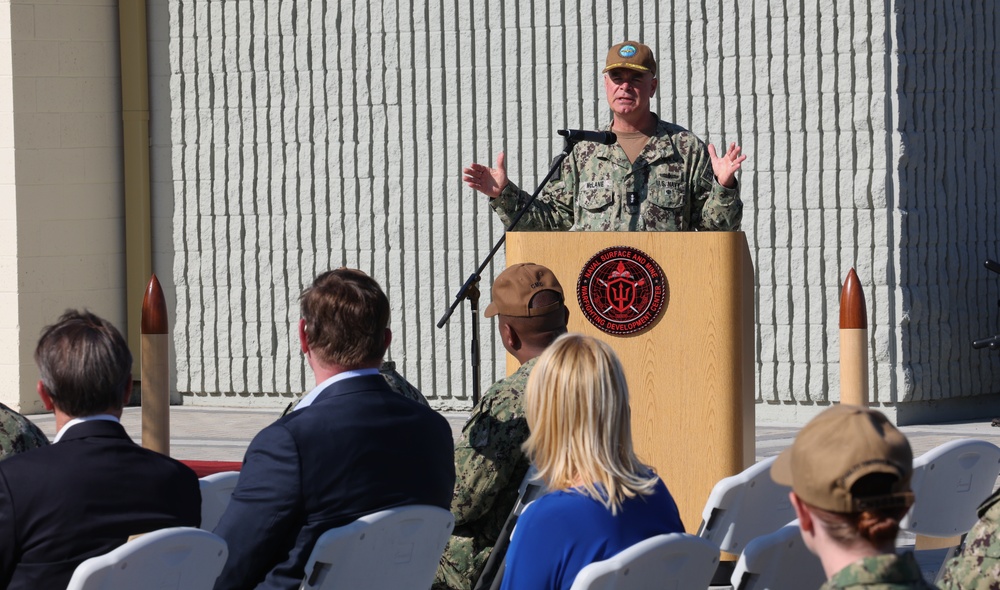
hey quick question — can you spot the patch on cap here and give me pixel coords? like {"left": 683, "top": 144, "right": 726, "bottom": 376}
{"left": 603, "top": 40, "right": 657, "bottom": 75}
{"left": 619, "top": 44, "right": 638, "bottom": 58}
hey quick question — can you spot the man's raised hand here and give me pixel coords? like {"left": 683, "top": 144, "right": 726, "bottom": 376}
{"left": 708, "top": 142, "right": 746, "bottom": 189}
{"left": 463, "top": 152, "right": 509, "bottom": 199}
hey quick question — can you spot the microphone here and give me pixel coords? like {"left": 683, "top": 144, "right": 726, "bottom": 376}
{"left": 557, "top": 129, "right": 618, "bottom": 145}
{"left": 973, "top": 335, "right": 1000, "bottom": 350}
{"left": 985, "top": 259, "right": 1000, "bottom": 275}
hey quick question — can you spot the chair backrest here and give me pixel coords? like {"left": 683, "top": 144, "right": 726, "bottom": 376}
{"left": 476, "top": 466, "right": 547, "bottom": 590}
{"left": 568, "top": 533, "right": 720, "bottom": 590}
{"left": 199, "top": 470, "right": 241, "bottom": 531}
{"left": 730, "top": 522, "right": 824, "bottom": 590}
{"left": 901, "top": 439, "right": 1000, "bottom": 537}
{"left": 697, "top": 456, "right": 794, "bottom": 553}
{"left": 300, "top": 504, "right": 455, "bottom": 590}
{"left": 66, "top": 527, "right": 228, "bottom": 590}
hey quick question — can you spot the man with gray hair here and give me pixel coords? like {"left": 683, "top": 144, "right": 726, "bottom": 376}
{"left": 0, "top": 310, "right": 201, "bottom": 590}
{"left": 464, "top": 40, "right": 746, "bottom": 232}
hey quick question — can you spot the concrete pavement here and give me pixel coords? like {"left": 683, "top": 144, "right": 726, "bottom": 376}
{"left": 25, "top": 406, "right": 1000, "bottom": 468}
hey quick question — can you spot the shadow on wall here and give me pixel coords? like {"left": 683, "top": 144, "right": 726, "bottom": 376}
{"left": 894, "top": 2, "right": 1000, "bottom": 421}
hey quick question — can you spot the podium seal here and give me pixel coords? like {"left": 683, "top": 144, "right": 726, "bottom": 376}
{"left": 577, "top": 246, "right": 665, "bottom": 335}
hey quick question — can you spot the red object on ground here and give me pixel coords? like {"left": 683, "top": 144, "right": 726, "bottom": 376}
{"left": 181, "top": 460, "right": 242, "bottom": 477}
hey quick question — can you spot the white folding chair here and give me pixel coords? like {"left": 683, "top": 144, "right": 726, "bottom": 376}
{"left": 901, "top": 439, "right": 1000, "bottom": 537}
{"left": 299, "top": 504, "right": 455, "bottom": 590}
{"left": 899, "top": 439, "right": 1000, "bottom": 582}
{"left": 198, "top": 470, "right": 241, "bottom": 531}
{"left": 66, "top": 526, "right": 228, "bottom": 590}
{"left": 568, "top": 533, "right": 719, "bottom": 590}
{"left": 730, "top": 522, "right": 825, "bottom": 590}
{"left": 476, "top": 466, "right": 547, "bottom": 590}
{"left": 697, "top": 456, "right": 794, "bottom": 554}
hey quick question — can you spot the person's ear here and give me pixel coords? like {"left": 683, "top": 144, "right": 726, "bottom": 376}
{"left": 650, "top": 76, "right": 658, "bottom": 96}
{"left": 298, "top": 319, "right": 309, "bottom": 355}
{"left": 502, "top": 322, "right": 521, "bottom": 351}
{"left": 383, "top": 328, "right": 392, "bottom": 353}
{"left": 790, "top": 491, "right": 814, "bottom": 534}
{"left": 37, "top": 381, "right": 55, "bottom": 411}
{"left": 122, "top": 376, "right": 133, "bottom": 406}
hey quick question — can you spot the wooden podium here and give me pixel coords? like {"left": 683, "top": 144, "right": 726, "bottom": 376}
{"left": 505, "top": 231, "right": 755, "bottom": 531}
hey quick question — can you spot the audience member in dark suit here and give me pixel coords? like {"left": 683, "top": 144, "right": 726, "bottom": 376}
{"left": 0, "top": 310, "right": 201, "bottom": 590}
{"left": 214, "top": 268, "right": 456, "bottom": 590}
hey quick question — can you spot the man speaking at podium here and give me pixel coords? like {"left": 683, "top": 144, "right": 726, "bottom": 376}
{"left": 463, "top": 40, "right": 746, "bottom": 232}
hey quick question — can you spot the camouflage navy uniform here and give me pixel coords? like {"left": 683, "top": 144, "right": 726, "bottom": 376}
{"left": 432, "top": 358, "right": 536, "bottom": 590}
{"left": 821, "top": 552, "right": 937, "bottom": 589}
{"left": 490, "top": 117, "right": 742, "bottom": 232}
{"left": 281, "top": 360, "right": 428, "bottom": 416}
{"left": 0, "top": 402, "right": 48, "bottom": 460}
{"left": 377, "top": 361, "right": 429, "bottom": 407}
{"left": 939, "top": 488, "right": 1000, "bottom": 589}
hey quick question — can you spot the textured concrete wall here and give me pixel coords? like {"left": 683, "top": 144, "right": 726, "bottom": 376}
{"left": 0, "top": 0, "right": 124, "bottom": 413}
{"left": 154, "top": 0, "right": 1000, "bottom": 419}
{"left": 752, "top": 0, "right": 895, "bottom": 417}
{"left": 892, "top": 2, "right": 1000, "bottom": 421}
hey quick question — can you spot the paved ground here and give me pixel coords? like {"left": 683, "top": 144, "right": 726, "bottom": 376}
{"left": 26, "top": 406, "right": 1000, "bottom": 466}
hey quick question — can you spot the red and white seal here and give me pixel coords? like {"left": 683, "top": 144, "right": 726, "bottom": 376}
{"left": 577, "top": 246, "right": 666, "bottom": 335}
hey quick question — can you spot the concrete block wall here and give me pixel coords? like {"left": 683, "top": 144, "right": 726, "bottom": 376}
{"left": 0, "top": 0, "right": 124, "bottom": 413}
{"left": 891, "top": 2, "right": 1000, "bottom": 421}
{"left": 752, "top": 1, "right": 898, "bottom": 418}
{"left": 155, "top": 0, "right": 1000, "bottom": 418}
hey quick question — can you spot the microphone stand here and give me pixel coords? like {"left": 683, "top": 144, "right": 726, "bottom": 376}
{"left": 437, "top": 137, "right": 580, "bottom": 406}
{"left": 973, "top": 259, "right": 1000, "bottom": 350}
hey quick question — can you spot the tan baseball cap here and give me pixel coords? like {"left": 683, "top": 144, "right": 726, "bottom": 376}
{"left": 604, "top": 41, "right": 657, "bottom": 76}
{"left": 771, "top": 404, "right": 914, "bottom": 513}
{"left": 484, "top": 263, "right": 564, "bottom": 318}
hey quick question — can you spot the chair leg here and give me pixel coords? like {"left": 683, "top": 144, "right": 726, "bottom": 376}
{"left": 473, "top": 528, "right": 511, "bottom": 590}
{"left": 932, "top": 534, "right": 966, "bottom": 584}
{"left": 710, "top": 558, "right": 736, "bottom": 586}
{"left": 487, "top": 561, "right": 506, "bottom": 590}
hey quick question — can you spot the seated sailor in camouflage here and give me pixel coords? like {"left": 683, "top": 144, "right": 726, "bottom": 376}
{"left": 463, "top": 40, "right": 746, "bottom": 232}
{"left": 280, "top": 360, "right": 427, "bottom": 416}
{"left": 433, "top": 263, "right": 569, "bottom": 590}
{"left": 0, "top": 402, "right": 48, "bottom": 460}
{"left": 939, "top": 487, "right": 1000, "bottom": 589}
{"left": 772, "top": 405, "right": 935, "bottom": 589}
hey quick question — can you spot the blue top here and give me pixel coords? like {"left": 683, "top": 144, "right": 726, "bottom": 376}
{"left": 500, "top": 477, "right": 684, "bottom": 590}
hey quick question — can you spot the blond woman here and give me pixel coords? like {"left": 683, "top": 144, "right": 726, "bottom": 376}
{"left": 500, "top": 334, "right": 683, "bottom": 590}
